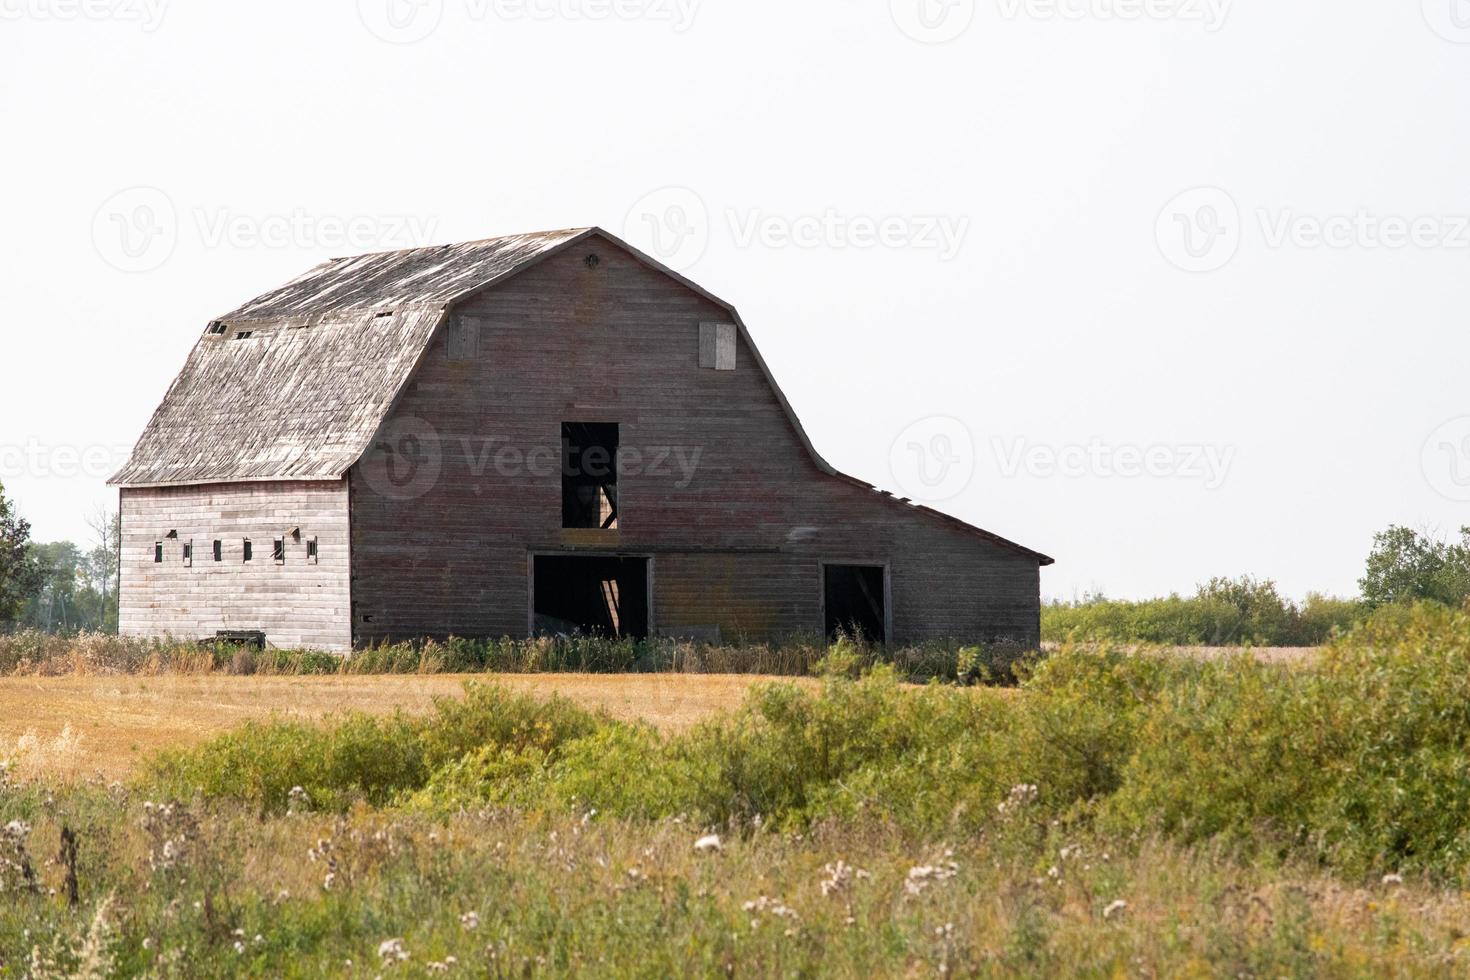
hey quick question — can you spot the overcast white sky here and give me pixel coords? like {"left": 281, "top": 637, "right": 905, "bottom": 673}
{"left": 3, "top": 0, "right": 1469, "bottom": 601}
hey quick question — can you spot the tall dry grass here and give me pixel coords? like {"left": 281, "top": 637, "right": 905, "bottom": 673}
{"left": 0, "top": 629, "right": 1030, "bottom": 682}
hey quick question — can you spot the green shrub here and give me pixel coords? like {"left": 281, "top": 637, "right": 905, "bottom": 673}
{"left": 418, "top": 682, "right": 605, "bottom": 771}
{"left": 147, "top": 711, "right": 427, "bottom": 811}
{"left": 141, "top": 603, "right": 1470, "bottom": 879}
{"left": 1043, "top": 578, "right": 1366, "bottom": 646}
{"left": 1093, "top": 603, "right": 1470, "bottom": 875}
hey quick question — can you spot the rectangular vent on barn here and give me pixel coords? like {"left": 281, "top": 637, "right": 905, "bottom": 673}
{"left": 699, "top": 322, "right": 736, "bottom": 371}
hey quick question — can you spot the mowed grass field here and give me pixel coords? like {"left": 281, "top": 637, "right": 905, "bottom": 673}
{"left": 0, "top": 673, "right": 806, "bottom": 781}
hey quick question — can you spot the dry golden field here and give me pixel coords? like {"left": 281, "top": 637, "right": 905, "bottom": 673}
{"left": 0, "top": 644, "right": 1319, "bottom": 783}
{"left": 0, "top": 672, "right": 805, "bottom": 781}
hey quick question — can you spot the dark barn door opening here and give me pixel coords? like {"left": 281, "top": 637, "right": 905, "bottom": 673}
{"left": 824, "top": 564, "right": 887, "bottom": 643}
{"left": 533, "top": 555, "right": 649, "bottom": 639}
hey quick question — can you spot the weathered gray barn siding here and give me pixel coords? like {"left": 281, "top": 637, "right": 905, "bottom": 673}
{"left": 350, "top": 236, "right": 1041, "bottom": 645}
{"left": 119, "top": 481, "right": 352, "bottom": 651}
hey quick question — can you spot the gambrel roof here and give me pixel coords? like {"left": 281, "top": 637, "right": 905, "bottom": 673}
{"left": 110, "top": 227, "right": 1052, "bottom": 565}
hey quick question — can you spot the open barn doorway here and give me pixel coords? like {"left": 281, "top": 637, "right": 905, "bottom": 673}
{"left": 532, "top": 555, "right": 650, "bottom": 639}
{"left": 823, "top": 564, "right": 888, "bottom": 643}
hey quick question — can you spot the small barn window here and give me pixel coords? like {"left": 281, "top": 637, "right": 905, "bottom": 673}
{"left": 182, "top": 541, "right": 193, "bottom": 567}
{"left": 207, "top": 322, "right": 227, "bottom": 335}
{"left": 306, "top": 537, "right": 319, "bottom": 564}
{"left": 243, "top": 539, "right": 253, "bottom": 563}
{"left": 562, "top": 422, "right": 619, "bottom": 529}
{"left": 699, "top": 322, "right": 736, "bottom": 371}
{"left": 273, "top": 538, "right": 286, "bottom": 564}
{"left": 234, "top": 331, "right": 254, "bottom": 341}
{"left": 213, "top": 540, "right": 223, "bottom": 562}
{"left": 154, "top": 542, "right": 163, "bottom": 563}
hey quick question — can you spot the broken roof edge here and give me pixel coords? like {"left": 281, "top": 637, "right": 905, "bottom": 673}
{"left": 830, "top": 472, "right": 1055, "bottom": 566}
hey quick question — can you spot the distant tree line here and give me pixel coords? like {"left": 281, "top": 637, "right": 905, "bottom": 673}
{"left": 1044, "top": 525, "right": 1470, "bottom": 646}
{"left": 0, "top": 479, "right": 119, "bottom": 634}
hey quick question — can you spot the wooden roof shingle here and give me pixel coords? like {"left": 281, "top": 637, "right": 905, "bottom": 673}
{"left": 109, "top": 229, "right": 587, "bottom": 489}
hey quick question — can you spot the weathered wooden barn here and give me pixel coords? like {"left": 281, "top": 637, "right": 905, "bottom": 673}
{"left": 110, "top": 228, "right": 1051, "bottom": 652}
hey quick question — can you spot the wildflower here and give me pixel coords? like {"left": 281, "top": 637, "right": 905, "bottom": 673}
{"left": 743, "top": 895, "right": 799, "bottom": 922}
{"left": 427, "top": 963, "right": 449, "bottom": 973}
{"left": 995, "top": 783, "right": 1039, "bottom": 817}
{"left": 1103, "top": 899, "right": 1128, "bottom": 920}
{"left": 233, "top": 941, "right": 245, "bottom": 954}
{"left": 378, "top": 938, "right": 410, "bottom": 963}
{"left": 820, "top": 860, "right": 868, "bottom": 897}
{"left": 1382, "top": 873, "right": 1404, "bottom": 885}
{"left": 460, "top": 911, "right": 480, "bottom": 930}
{"left": 905, "top": 854, "right": 960, "bottom": 896}
{"left": 694, "top": 834, "right": 722, "bottom": 855}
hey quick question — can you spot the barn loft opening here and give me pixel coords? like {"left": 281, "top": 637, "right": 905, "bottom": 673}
{"left": 243, "top": 539, "right": 253, "bottom": 562}
{"left": 562, "top": 422, "right": 619, "bottom": 529}
{"left": 533, "top": 555, "right": 649, "bottom": 640}
{"left": 824, "top": 564, "right": 887, "bottom": 643}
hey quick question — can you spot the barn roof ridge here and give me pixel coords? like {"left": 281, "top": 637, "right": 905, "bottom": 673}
{"left": 322, "top": 226, "right": 596, "bottom": 262}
